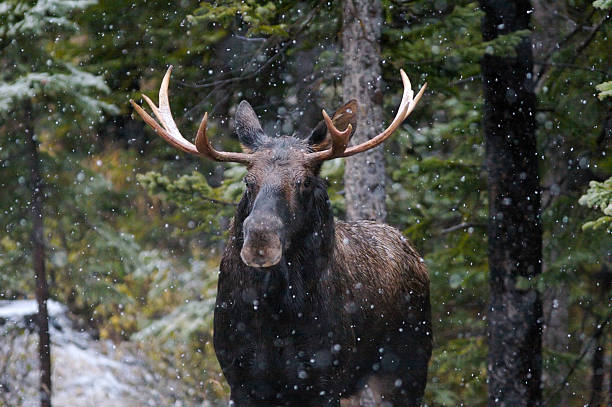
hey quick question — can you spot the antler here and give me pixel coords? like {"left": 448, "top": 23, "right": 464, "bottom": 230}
{"left": 308, "top": 69, "right": 426, "bottom": 162}
{"left": 311, "top": 109, "right": 353, "bottom": 160}
{"left": 130, "top": 66, "right": 251, "bottom": 164}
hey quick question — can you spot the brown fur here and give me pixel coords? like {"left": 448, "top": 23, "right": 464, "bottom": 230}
{"left": 334, "top": 220, "right": 429, "bottom": 299}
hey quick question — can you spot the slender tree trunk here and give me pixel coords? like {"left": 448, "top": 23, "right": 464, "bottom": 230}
{"left": 589, "top": 329, "right": 604, "bottom": 407}
{"left": 479, "top": 1, "right": 543, "bottom": 406}
{"left": 26, "top": 107, "right": 52, "bottom": 407}
{"left": 541, "top": 165, "right": 569, "bottom": 406}
{"left": 542, "top": 274, "right": 569, "bottom": 405}
{"left": 542, "top": 263, "right": 569, "bottom": 354}
{"left": 342, "top": 0, "right": 386, "bottom": 222}
{"left": 608, "top": 349, "right": 612, "bottom": 407}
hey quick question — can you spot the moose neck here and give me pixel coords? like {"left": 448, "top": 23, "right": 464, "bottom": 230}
{"left": 228, "top": 185, "right": 335, "bottom": 309}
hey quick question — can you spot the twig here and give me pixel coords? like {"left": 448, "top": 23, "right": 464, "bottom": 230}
{"left": 533, "top": 9, "right": 594, "bottom": 87}
{"left": 440, "top": 222, "right": 487, "bottom": 235}
{"left": 200, "top": 196, "right": 237, "bottom": 207}
{"left": 533, "top": 61, "right": 610, "bottom": 76}
{"left": 543, "top": 312, "right": 611, "bottom": 406}
{"left": 184, "top": 2, "right": 321, "bottom": 90}
{"left": 233, "top": 35, "right": 267, "bottom": 43}
{"left": 451, "top": 75, "right": 482, "bottom": 86}
{"left": 575, "top": 14, "right": 610, "bottom": 55}
{"left": 183, "top": 46, "right": 287, "bottom": 90}
{"left": 536, "top": 13, "right": 610, "bottom": 93}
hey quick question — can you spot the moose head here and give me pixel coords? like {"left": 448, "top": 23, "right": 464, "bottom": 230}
{"left": 130, "top": 67, "right": 425, "bottom": 268}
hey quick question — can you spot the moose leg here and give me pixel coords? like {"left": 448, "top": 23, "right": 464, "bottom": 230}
{"left": 290, "top": 397, "right": 340, "bottom": 407}
{"left": 228, "top": 388, "right": 274, "bottom": 407}
{"left": 372, "top": 371, "right": 427, "bottom": 407}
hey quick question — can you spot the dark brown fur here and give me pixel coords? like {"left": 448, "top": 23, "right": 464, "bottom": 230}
{"left": 212, "top": 101, "right": 432, "bottom": 406}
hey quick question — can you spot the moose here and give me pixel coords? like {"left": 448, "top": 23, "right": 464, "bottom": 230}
{"left": 131, "top": 67, "right": 432, "bottom": 406}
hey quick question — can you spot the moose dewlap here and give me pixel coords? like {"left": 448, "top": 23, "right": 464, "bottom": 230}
{"left": 131, "top": 67, "right": 432, "bottom": 407}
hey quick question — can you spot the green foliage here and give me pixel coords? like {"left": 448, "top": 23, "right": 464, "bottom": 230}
{"left": 593, "top": 0, "right": 612, "bottom": 9}
{"left": 595, "top": 80, "right": 612, "bottom": 100}
{"left": 426, "top": 337, "right": 487, "bottom": 405}
{"left": 137, "top": 165, "right": 245, "bottom": 241}
{"left": 0, "top": 0, "right": 95, "bottom": 38}
{"left": 0, "top": 66, "right": 116, "bottom": 116}
{"left": 190, "top": 1, "right": 289, "bottom": 37}
{"left": 131, "top": 257, "right": 227, "bottom": 402}
{"left": 0, "top": 0, "right": 115, "bottom": 117}
{"left": 579, "top": 177, "right": 612, "bottom": 231}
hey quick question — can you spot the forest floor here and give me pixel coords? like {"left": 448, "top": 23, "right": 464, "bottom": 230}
{"left": 0, "top": 300, "right": 203, "bottom": 407}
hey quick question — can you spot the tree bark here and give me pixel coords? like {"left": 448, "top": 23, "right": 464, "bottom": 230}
{"left": 541, "top": 277, "right": 569, "bottom": 404}
{"left": 589, "top": 329, "right": 604, "bottom": 407}
{"left": 540, "top": 155, "right": 569, "bottom": 406}
{"left": 542, "top": 263, "right": 569, "bottom": 353}
{"left": 479, "top": 1, "right": 543, "bottom": 406}
{"left": 608, "top": 347, "right": 612, "bottom": 407}
{"left": 342, "top": 0, "right": 386, "bottom": 222}
{"left": 26, "top": 107, "right": 52, "bottom": 407}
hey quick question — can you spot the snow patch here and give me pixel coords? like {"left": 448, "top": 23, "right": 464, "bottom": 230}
{"left": 0, "top": 299, "right": 65, "bottom": 319}
{"left": 0, "top": 300, "right": 206, "bottom": 406}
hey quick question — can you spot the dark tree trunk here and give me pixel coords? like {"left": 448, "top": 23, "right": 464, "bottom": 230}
{"left": 26, "top": 109, "right": 52, "bottom": 407}
{"left": 479, "top": 1, "right": 543, "bottom": 406}
{"left": 342, "top": 0, "right": 386, "bottom": 222}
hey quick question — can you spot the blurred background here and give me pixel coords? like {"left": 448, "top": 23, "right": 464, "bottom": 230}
{"left": 0, "top": 0, "right": 610, "bottom": 406}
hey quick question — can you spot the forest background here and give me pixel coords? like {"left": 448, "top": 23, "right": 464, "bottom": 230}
{"left": 0, "top": 0, "right": 610, "bottom": 406}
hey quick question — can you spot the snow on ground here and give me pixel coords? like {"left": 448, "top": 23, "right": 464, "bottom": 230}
{"left": 0, "top": 300, "right": 65, "bottom": 319}
{"left": 0, "top": 300, "right": 203, "bottom": 407}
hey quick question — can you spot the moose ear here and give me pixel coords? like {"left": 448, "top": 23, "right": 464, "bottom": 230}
{"left": 235, "top": 100, "right": 265, "bottom": 151}
{"left": 307, "top": 100, "right": 358, "bottom": 151}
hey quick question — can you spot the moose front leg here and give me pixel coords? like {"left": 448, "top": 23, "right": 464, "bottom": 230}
{"left": 229, "top": 389, "right": 341, "bottom": 407}
{"left": 286, "top": 396, "right": 340, "bottom": 407}
{"left": 228, "top": 390, "right": 270, "bottom": 407}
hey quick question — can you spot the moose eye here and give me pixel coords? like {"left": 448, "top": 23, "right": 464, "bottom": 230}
{"left": 297, "top": 178, "right": 312, "bottom": 190}
{"left": 244, "top": 178, "right": 255, "bottom": 189}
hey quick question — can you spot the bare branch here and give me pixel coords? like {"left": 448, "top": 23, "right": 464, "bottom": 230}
{"left": 440, "top": 222, "right": 487, "bottom": 235}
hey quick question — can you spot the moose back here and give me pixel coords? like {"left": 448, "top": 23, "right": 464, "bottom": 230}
{"left": 131, "top": 67, "right": 432, "bottom": 407}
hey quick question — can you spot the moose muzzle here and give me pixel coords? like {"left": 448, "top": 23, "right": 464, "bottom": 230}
{"left": 241, "top": 215, "right": 284, "bottom": 268}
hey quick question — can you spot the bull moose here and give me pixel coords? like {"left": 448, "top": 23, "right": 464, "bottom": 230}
{"left": 131, "top": 67, "right": 432, "bottom": 406}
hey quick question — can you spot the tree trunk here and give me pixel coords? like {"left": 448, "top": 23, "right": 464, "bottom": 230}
{"left": 342, "top": 0, "right": 386, "bottom": 222}
{"left": 542, "top": 277, "right": 569, "bottom": 404}
{"left": 589, "top": 329, "right": 604, "bottom": 407}
{"left": 541, "top": 164, "right": 569, "bottom": 406}
{"left": 608, "top": 348, "right": 612, "bottom": 407}
{"left": 479, "top": 1, "right": 543, "bottom": 406}
{"left": 542, "top": 257, "right": 569, "bottom": 354}
{"left": 27, "top": 110, "right": 52, "bottom": 407}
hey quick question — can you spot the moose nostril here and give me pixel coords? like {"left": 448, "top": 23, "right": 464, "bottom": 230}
{"left": 244, "top": 215, "right": 283, "bottom": 235}
{"left": 240, "top": 230, "right": 283, "bottom": 268}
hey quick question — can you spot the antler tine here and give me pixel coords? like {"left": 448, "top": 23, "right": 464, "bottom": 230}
{"left": 130, "top": 66, "right": 251, "bottom": 164}
{"left": 130, "top": 97, "right": 200, "bottom": 155}
{"left": 306, "top": 109, "right": 353, "bottom": 161}
{"left": 194, "top": 112, "right": 225, "bottom": 161}
{"left": 318, "top": 109, "right": 353, "bottom": 159}
{"left": 307, "top": 69, "right": 425, "bottom": 162}
{"left": 341, "top": 70, "right": 426, "bottom": 157}
{"left": 402, "top": 69, "right": 427, "bottom": 119}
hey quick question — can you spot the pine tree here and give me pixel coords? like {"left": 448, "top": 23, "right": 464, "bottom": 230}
{"left": 0, "top": 1, "right": 115, "bottom": 405}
